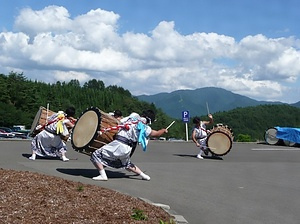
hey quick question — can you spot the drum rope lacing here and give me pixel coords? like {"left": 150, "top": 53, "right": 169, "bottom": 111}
{"left": 36, "top": 113, "right": 76, "bottom": 134}
{"left": 98, "top": 120, "right": 149, "bottom": 151}
{"left": 35, "top": 115, "right": 64, "bottom": 132}
{"left": 98, "top": 120, "right": 146, "bottom": 134}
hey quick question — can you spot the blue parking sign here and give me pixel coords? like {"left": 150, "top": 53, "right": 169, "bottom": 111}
{"left": 182, "top": 110, "right": 190, "bottom": 123}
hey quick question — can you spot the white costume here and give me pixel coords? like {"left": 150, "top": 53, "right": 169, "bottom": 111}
{"left": 193, "top": 122, "right": 209, "bottom": 158}
{"left": 91, "top": 113, "right": 152, "bottom": 169}
{"left": 193, "top": 122, "right": 208, "bottom": 146}
{"left": 30, "top": 112, "right": 70, "bottom": 160}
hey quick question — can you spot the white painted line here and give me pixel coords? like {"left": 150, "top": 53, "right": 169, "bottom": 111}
{"left": 252, "top": 148, "right": 300, "bottom": 151}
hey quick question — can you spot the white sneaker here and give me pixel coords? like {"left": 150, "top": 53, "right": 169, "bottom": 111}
{"left": 92, "top": 175, "right": 108, "bottom": 181}
{"left": 61, "top": 156, "right": 70, "bottom": 162}
{"left": 142, "top": 174, "right": 151, "bottom": 181}
{"left": 196, "top": 154, "right": 204, "bottom": 159}
{"left": 29, "top": 155, "right": 36, "bottom": 160}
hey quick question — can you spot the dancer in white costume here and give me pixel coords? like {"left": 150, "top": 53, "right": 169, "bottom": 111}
{"left": 90, "top": 110, "right": 168, "bottom": 181}
{"left": 29, "top": 107, "right": 76, "bottom": 161}
{"left": 191, "top": 114, "right": 214, "bottom": 159}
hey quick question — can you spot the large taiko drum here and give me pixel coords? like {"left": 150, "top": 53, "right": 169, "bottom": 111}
{"left": 71, "top": 107, "right": 119, "bottom": 155}
{"left": 30, "top": 106, "right": 56, "bottom": 137}
{"left": 206, "top": 124, "right": 234, "bottom": 156}
{"left": 264, "top": 127, "right": 279, "bottom": 145}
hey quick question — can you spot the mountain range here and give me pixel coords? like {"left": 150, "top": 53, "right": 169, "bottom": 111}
{"left": 137, "top": 87, "right": 300, "bottom": 119}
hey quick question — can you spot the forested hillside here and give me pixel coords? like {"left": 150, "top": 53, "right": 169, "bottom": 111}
{"left": 1, "top": 72, "right": 299, "bottom": 142}
{"left": 137, "top": 87, "right": 287, "bottom": 119}
{"left": 0, "top": 72, "right": 175, "bottom": 135}
{"left": 209, "top": 104, "right": 300, "bottom": 141}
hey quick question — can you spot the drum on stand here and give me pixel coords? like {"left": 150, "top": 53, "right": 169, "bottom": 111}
{"left": 30, "top": 106, "right": 56, "bottom": 137}
{"left": 206, "top": 124, "right": 234, "bottom": 156}
{"left": 264, "top": 128, "right": 279, "bottom": 145}
{"left": 283, "top": 140, "right": 296, "bottom": 147}
{"left": 71, "top": 107, "right": 119, "bottom": 156}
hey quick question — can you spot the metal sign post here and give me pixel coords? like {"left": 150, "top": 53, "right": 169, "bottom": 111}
{"left": 182, "top": 110, "right": 190, "bottom": 141}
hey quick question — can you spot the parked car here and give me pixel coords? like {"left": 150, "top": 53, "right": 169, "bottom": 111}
{"left": 0, "top": 127, "right": 28, "bottom": 139}
{"left": 168, "top": 138, "right": 185, "bottom": 142}
{"left": 0, "top": 129, "right": 15, "bottom": 138}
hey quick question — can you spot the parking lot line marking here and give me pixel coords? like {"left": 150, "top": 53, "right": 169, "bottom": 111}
{"left": 252, "top": 148, "right": 300, "bottom": 151}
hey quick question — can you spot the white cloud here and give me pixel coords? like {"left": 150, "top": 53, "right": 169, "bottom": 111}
{"left": 54, "top": 71, "right": 91, "bottom": 83}
{"left": 0, "top": 5, "right": 299, "bottom": 103}
{"left": 266, "top": 48, "right": 300, "bottom": 81}
{"left": 14, "top": 6, "right": 72, "bottom": 36}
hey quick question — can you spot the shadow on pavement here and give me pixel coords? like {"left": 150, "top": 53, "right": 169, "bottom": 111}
{"left": 22, "top": 153, "right": 62, "bottom": 160}
{"left": 173, "top": 153, "right": 223, "bottom": 160}
{"left": 173, "top": 153, "right": 197, "bottom": 158}
{"left": 56, "top": 168, "right": 141, "bottom": 180}
{"left": 203, "top": 156, "right": 223, "bottom": 160}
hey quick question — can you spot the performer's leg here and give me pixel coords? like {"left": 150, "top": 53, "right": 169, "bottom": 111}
{"left": 29, "top": 151, "right": 36, "bottom": 160}
{"left": 29, "top": 138, "right": 37, "bottom": 160}
{"left": 196, "top": 149, "right": 204, "bottom": 159}
{"left": 197, "top": 140, "right": 207, "bottom": 159}
{"left": 92, "top": 162, "right": 108, "bottom": 181}
{"left": 60, "top": 151, "right": 69, "bottom": 161}
{"left": 127, "top": 164, "right": 150, "bottom": 180}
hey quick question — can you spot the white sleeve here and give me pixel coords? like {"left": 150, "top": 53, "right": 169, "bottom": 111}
{"left": 145, "top": 126, "right": 152, "bottom": 137}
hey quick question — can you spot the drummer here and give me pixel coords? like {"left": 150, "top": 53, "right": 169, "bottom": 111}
{"left": 191, "top": 114, "right": 214, "bottom": 159}
{"left": 109, "top": 109, "right": 123, "bottom": 121}
{"left": 113, "top": 109, "right": 123, "bottom": 121}
{"left": 29, "top": 107, "right": 76, "bottom": 161}
{"left": 90, "top": 109, "right": 168, "bottom": 181}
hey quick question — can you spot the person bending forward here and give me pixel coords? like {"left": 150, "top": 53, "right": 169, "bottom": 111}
{"left": 29, "top": 107, "right": 76, "bottom": 161}
{"left": 90, "top": 109, "right": 167, "bottom": 181}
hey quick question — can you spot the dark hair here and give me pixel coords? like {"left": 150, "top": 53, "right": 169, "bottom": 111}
{"left": 65, "top": 107, "right": 75, "bottom": 117}
{"left": 113, "top": 109, "right": 122, "bottom": 117}
{"left": 142, "top": 109, "right": 156, "bottom": 124}
{"left": 193, "top": 117, "right": 201, "bottom": 124}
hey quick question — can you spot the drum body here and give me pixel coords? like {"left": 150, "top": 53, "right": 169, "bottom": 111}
{"left": 71, "top": 107, "right": 119, "bottom": 155}
{"left": 206, "top": 124, "right": 234, "bottom": 156}
{"left": 264, "top": 128, "right": 279, "bottom": 145}
{"left": 30, "top": 106, "right": 55, "bottom": 137}
{"left": 283, "top": 140, "right": 296, "bottom": 147}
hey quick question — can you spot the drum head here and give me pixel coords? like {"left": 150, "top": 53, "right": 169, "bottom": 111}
{"left": 206, "top": 131, "right": 232, "bottom": 156}
{"left": 264, "top": 128, "right": 279, "bottom": 145}
{"left": 71, "top": 108, "right": 101, "bottom": 150}
{"left": 30, "top": 106, "right": 55, "bottom": 136}
{"left": 30, "top": 107, "right": 43, "bottom": 135}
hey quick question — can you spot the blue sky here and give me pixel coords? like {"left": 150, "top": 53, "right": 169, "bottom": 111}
{"left": 1, "top": 0, "right": 300, "bottom": 103}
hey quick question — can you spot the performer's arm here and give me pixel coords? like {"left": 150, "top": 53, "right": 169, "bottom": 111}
{"left": 203, "top": 114, "right": 214, "bottom": 125}
{"left": 150, "top": 128, "right": 168, "bottom": 137}
{"left": 192, "top": 129, "right": 200, "bottom": 147}
{"left": 65, "top": 120, "right": 75, "bottom": 129}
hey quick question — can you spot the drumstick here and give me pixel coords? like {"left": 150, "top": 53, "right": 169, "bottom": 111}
{"left": 166, "top": 120, "right": 175, "bottom": 130}
{"left": 202, "top": 145, "right": 218, "bottom": 150}
{"left": 46, "top": 103, "right": 49, "bottom": 123}
{"left": 206, "top": 102, "right": 210, "bottom": 115}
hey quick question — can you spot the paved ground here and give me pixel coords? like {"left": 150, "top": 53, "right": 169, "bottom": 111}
{"left": 1, "top": 139, "right": 300, "bottom": 224}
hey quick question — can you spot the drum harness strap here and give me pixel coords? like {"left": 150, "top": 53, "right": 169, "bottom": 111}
{"left": 36, "top": 113, "right": 67, "bottom": 135}
{"left": 99, "top": 120, "right": 148, "bottom": 151}
{"left": 99, "top": 119, "right": 145, "bottom": 133}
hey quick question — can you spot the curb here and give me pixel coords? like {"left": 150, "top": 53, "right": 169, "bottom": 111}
{"left": 139, "top": 197, "right": 188, "bottom": 224}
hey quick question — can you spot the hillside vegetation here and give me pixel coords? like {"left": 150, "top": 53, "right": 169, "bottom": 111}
{"left": 0, "top": 72, "right": 172, "bottom": 133}
{"left": 210, "top": 105, "right": 300, "bottom": 141}
{"left": 1, "top": 72, "right": 299, "bottom": 142}
{"left": 137, "top": 87, "right": 294, "bottom": 119}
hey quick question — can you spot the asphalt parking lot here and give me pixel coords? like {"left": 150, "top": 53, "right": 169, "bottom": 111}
{"left": 1, "top": 139, "right": 300, "bottom": 224}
